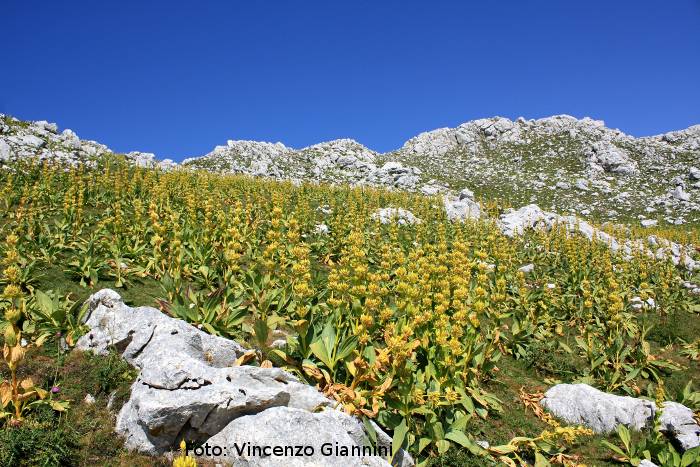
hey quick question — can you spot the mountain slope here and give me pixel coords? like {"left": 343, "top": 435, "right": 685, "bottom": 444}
{"left": 2, "top": 112, "right": 699, "bottom": 226}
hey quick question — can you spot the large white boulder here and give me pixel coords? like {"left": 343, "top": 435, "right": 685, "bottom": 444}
{"left": 205, "top": 406, "right": 411, "bottom": 467}
{"left": 443, "top": 195, "right": 480, "bottom": 221}
{"left": 541, "top": 384, "right": 655, "bottom": 433}
{"left": 541, "top": 384, "right": 700, "bottom": 451}
{"left": 76, "top": 290, "right": 413, "bottom": 465}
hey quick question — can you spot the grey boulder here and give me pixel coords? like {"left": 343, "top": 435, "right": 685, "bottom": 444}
{"left": 205, "top": 406, "right": 412, "bottom": 467}
{"left": 372, "top": 208, "right": 421, "bottom": 225}
{"left": 443, "top": 195, "right": 480, "bottom": 221}
{"left": 77, "top": 290, "right": 413, "bottom": 465}
{"left": 76, "top": 289, "right": 245, "bottom": 368}
{"left": 659, "top": 402, "right": 700, "bottom": 452}
{"left": 541, "top": 384, "right": 699, "bottom": 451}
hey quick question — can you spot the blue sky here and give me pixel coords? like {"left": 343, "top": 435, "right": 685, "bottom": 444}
{"left": 2, "top": 1, "right": 699, "bottom": 160}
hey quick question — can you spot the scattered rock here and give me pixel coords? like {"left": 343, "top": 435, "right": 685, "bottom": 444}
{"left": 372, "top": 208, "right": 421, "bottom": 225}
{"left": 499, "top": 204, "right": 698, "bottom": 271}
{"left": 4, "top": 112, "right": 700, "bottom": 225}
{"left": 314, "top": 223, "right": 330, "bottom": 235}
{"left": 672, "top": 185, "right": 691, "bottom": 202}
{"left": 575, "top": 179, "right": 590, "bottom": 191}
{"left": 443, "top": 195, "right": 480, "bottom": 221}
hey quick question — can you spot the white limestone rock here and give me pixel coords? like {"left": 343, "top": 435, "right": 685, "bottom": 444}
{"left": 541, "top": 384, "right": 699, "bottom": 451}
{"left": 314, "top": 223, "right": 330, "bottom": 235}
{"left": 443, "top": 195, "right": 480, "bottom": 221}
{"left": 659, "top": 401, "right": 700, "bottom": 451}
{"left": 541, "top": 384, "right": 656, "bottom": 433}
{"left": 672, "top": 185, "right": 691, "bottom": 202}
{"left": 204, "top": 406, "right": 412, "bottom": 467}
{"left": 372, "top": 207, "right": 421, "bottom": 225}
{"left": 75, "top": 290, "right": 414, "bottom": 465}
{"left": 586, "top": 141, "right": 638, "bottom": 175}
{"left": 0, "top": 140, "right": 11, "bottom": 161}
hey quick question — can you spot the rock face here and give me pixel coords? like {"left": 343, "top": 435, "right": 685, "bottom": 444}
{"left": 76, "top": 290, "right": 413, "bottom": 466}
{"left": 541, "top": 384, "right": 700, "bottom": 451}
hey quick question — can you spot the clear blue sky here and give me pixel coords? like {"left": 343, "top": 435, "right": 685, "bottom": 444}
{"left": 2, "top": 1, "right": 699, "bottom": 160}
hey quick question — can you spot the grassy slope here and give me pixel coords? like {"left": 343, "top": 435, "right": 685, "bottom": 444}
{"left": 0, "top": 159, "right": 698, "bottom": 466}
{"left": 6, "top": 263, "right": 698, "bottom": 466}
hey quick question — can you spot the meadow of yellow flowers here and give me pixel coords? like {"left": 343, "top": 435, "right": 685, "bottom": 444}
{"left": 0, "top": 157, "right": 698, "bottom": 466}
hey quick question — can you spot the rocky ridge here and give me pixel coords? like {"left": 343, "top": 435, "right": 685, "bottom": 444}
{"left": 0, "top": 114, "right": 176, "bottom": 170}
{"left": 2, "top": 113, "right": 700, "bottom": 225}
{"left": 171, "top": 115, "right": 700, "bottom": 225}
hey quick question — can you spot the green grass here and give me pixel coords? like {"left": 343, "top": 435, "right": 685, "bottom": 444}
{"left": 6, "top": 252, "right": 697, "bottom": 466}
{"left": 36, "top": 263, "right": 163, "bottom": 308}
{"left": 0, "top": 343, "right": 168, "bottom": 467}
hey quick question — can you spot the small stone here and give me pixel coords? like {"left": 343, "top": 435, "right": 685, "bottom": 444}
{"left": 270, "top": 339, "right": 287, "bottom": 349}
{"left": 575, "top": 179, "right": 590, "bottom": 191}
{"left": 458, "top": 188, "right": 475, "bottom": 200}
{"left": 639, "top": 460, "right": 659, "bottom": 467}
{"left": 689, "top": 167, "right": 700, "bottom": 180}
{"left": 314, "top": 223, "right": 330, "bottom": 235}
{"left": 672, "top": 185, "right": 690, "bottom": 201}
{"left": 107, "top": 391, "right": 117, "bottom": 410}
{"left": 84, "top": 394, "right": 96, "bottom": 405}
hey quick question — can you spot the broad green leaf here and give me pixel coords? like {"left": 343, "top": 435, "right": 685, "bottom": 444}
{"left": 391, "top": 419, "right": 408, "bottom": 463}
